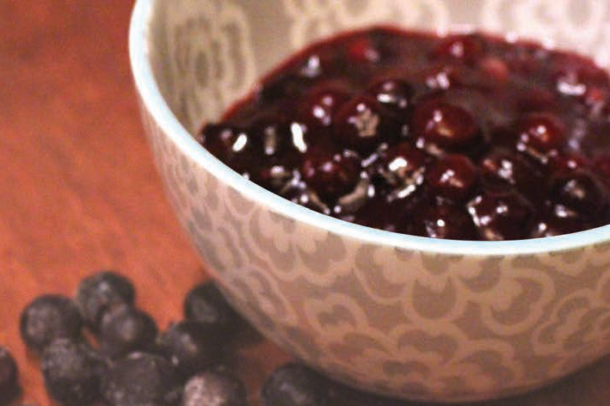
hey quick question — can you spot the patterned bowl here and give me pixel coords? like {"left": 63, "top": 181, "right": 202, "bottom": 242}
{"left": 129, "top": 0, "right": 610, "bottom": 402}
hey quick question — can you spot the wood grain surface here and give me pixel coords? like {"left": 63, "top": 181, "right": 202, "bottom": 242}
{"left": 1, "top": 1, "right": 610, "bottom": 405}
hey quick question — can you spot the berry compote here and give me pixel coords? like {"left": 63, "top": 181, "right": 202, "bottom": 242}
{"left": 198, "top": 28, "right": 610, "bottom": 241}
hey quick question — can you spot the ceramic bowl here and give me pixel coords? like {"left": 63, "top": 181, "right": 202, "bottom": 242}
{"left": 129, "top": 0, "right": 610, "bottom": 402}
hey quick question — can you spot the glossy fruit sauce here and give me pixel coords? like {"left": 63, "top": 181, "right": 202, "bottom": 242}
{"left": 198, "top": 27, "right": 610, "bottom": 241}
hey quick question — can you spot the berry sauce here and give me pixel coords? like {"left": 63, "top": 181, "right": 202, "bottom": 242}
{"left": 198, "top": 27, "right": 610, "bottom": 241}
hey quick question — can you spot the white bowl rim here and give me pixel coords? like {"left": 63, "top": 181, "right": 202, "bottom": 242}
{"left": 129, "top": 0, "right": 610, "bottom": 257}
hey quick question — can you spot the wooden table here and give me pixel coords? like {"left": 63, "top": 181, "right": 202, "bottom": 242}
{"left": 1, "top": 1, "right": 610, "bottom": 405}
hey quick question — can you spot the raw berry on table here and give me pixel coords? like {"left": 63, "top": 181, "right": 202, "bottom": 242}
{"left": 101, "top": 352, "right": 182, "bottom": 406}
{"left": 75, "top": 271, "right": 135, "bottom": 331}
{"left": 41, "top": 339, "right": 107, "bottom": 406}
{"left": 184, "top": 282, "right": 243, "bottom": 336}
{"left": 99, "top": 305, "right": 158, "bottom": 360}
{"left": 159, "top": 321, "right": 222, "bottom": 379}
{"left": 0, "top": 347, "right": 20, "bottom": 406}
{"left": 20, "top": 295, "right": 83, "bottom": 353}
{"left": 182, "top": 370, "right": 248, "bottom": 406}
{"left": 261, "top": 363, "right": 329, "bottom": 406}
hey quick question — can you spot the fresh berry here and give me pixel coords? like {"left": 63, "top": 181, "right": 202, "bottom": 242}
{"left": 183, "top": 370, "right": 248, "bottom": 406}
{"left": 410, "top": 204, "right": 477, "bottom": 240}
{"left": 20, "top": 295, "right": 83, "bottom": 353}
{"left": 41, "top": 339, "right": 107, "bottom": 406}
{"left": 159, "top": 321, "right": 221, "bottom": 379}
{"left": 366, "top": 78, "right": 413, "bottom": 114}
{"left": 301, "top": 149, "right": 361, "bottom": 200}
{"left": 0, "top": 347, "right": 20, "bottom": 406}
{"left": 99, "top": 305, "right": 158, "bottom": 360}
{"left": 261, "top": 363, "right": 329, "bottom": 406}
{"left": 75, "top": 271, "right": 135, "bottom": 331}
{"left": 467, "top": 190, "right": 535, "bottom": 241}
{"left": 184, "top": 282, "right": 243, "bottom": 336}
{"left": 411, "top": 101, "right": 480, "bottom": 149}
{"left": 425, "top": 154, "right": 477, "bottom": 201}
{"left": 101, "top": 352, "right": 182, "bottom": 406}
{"left": 333, "top": 96, "right": 402, "bottom": 153}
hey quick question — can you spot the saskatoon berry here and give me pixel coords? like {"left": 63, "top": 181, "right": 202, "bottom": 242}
{"left": 333, "top": 95, "right": 402, "bottom": 153}
{"left": 301, "top": 149, "right": 361, "bottom": 200}
{"left": 376, "top": 142, "right": 427, "bottom": 189}
{"left": 41, "top": 339, "right": 107, "bottom": 406}
{"left": 184, "top": 282, "right": 243, "bottom": 336}
{"left": 183, "top": 370, "right": 248, "bottom": 406}
{"left": 516, "top": 113, "right": 566, "bottom": 154}
{"left": 99, "top": 305, "right": 158, "bottom": 360}
{"left": 159, "top": 321, "right": 222, "bottom": 379}
{"left": 261, "top": 363, "right": 329, "bottom": 406}
{"left": 432, "top": 34, "right": 484, "bottom": 64}
{"left": 102, "top": 352, "right": 182, "bottom": 406}
{"left": 411, "top": 101, "right": 480, "bottom": 149}
{"left": 479, "top": 148, "right": 544, "bottom": 202}
{"left": 0, "top": 347, "right": 20, "bottom": 406}
{"left": 366, "top": 78, "right": 413, "bottom": 114}
{"left": 531, "top": 204, "right": 592, "bottom": 238}
{"left": 425, "top": 154, "right": 477, "bottom": 201}
{"left": 75, "top": 271, "right": 135, "bottom": 331}
{"left": 410, "top": 204, "right": 477, "bottom": 240}
{"left": 300, "top": 84, "right": 351, "bottom": 129}
{"left": 200, "top": 124, "right": 251, "bottom": 171}
{"left": 467, "top": 190, "right": 535, "bottom": 241}
{"left": 549, "top": 170, "right": 609, "bottom": 218}
{"left": 20, "top": 295, "right": 83, "bottom": 353}
{"left": 249, "top": 112, "right": 293, "bottom": 158}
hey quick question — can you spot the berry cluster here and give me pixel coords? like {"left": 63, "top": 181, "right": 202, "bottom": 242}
{"left": 19, "top": 271, "right": 247, "bottom": 406}
{"left": 200, "top": 28, "right": 610, "bottom": 240}
{"left": 15, "top": 271, "right": 469, "bottom": 405}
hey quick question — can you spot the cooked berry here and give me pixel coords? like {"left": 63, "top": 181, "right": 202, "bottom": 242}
{"left": 75, "top": 271, "right": 135, "bottom": 331}
{"left": 531, "top": 204, "right": 592, "bottom": 238}
{"left": 410, "top": 204, "right": 477, "bottom": 240}
{"left": 183, "top": 370, "right": 248, "bottom": 406}
{"left": 516, "top": 113, "right": 565, "bottom": 154}
{"left": 432, "top": 34, "right": 484, "bottom": 64}
{"left": 549, "top": 170, "right": 609, "bottom": 218}
{"left": 300, "top": 85, "right": 351, "bottom": 129}
{"left": 479, "top": 148, "right": 544, "bottom": 202}
{"left": 99, "top": 305, "right": 158, "bottom": 360}
{"left": 0, "top": 347, "right": 20, "bottom": 406}
{"left": 425, "top": 154, "right": 477, "bottom": 201}
{"left": 468, "top": 190, "right": 535, "bottom": 241}
{"left": 411, "top": 101, "right": 479, "bottom": 149}
{"left": 102, "top": 352, "right": 182, "bottom": 406}
{"left": 366, "top": 78, "right": 413, "bottom": 113}
{"left": 200, "top": 27, "right": 610, "bottom": 240}
{"left": 333, "top": 96, "right": 402, "bottom": 153}
{"left": 200, "top": 125, "right": 251, "bottom": 171}
{"left": 20, "top": 295, "right": 83, "bottom": 353}
{"left": 159, "top": 321, "right": 221, "bottom": 379}
{"left": 375, "top": 142, "right": 427, "bottom": 189}
{"left": 41, "top": 339, "right": 107, "bottom": 406}
{"left": 301, "top": 149, "right": 361, "bottom": 200}
{"left": 261, "top": 363, "right": 329, "bottom": 406}
{"left": 184, "top": 282, "right": 243, "bottom": 336}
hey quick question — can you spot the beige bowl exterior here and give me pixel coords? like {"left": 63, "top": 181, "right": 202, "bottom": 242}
{"left": 131, "top": 0, "right": 610, "bottom": 401}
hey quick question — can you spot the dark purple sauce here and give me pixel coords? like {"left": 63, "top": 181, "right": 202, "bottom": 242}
{"left": 198, "top": 27, "right": 610, "bottom": 241}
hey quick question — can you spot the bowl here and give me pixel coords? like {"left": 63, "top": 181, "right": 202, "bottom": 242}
{"left": 129, "top": 0, "right": 610, "bottom": 402}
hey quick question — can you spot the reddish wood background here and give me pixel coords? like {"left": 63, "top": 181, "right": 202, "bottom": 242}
{"left": 2, "top": 1, "right": 610, "bottom": 405}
